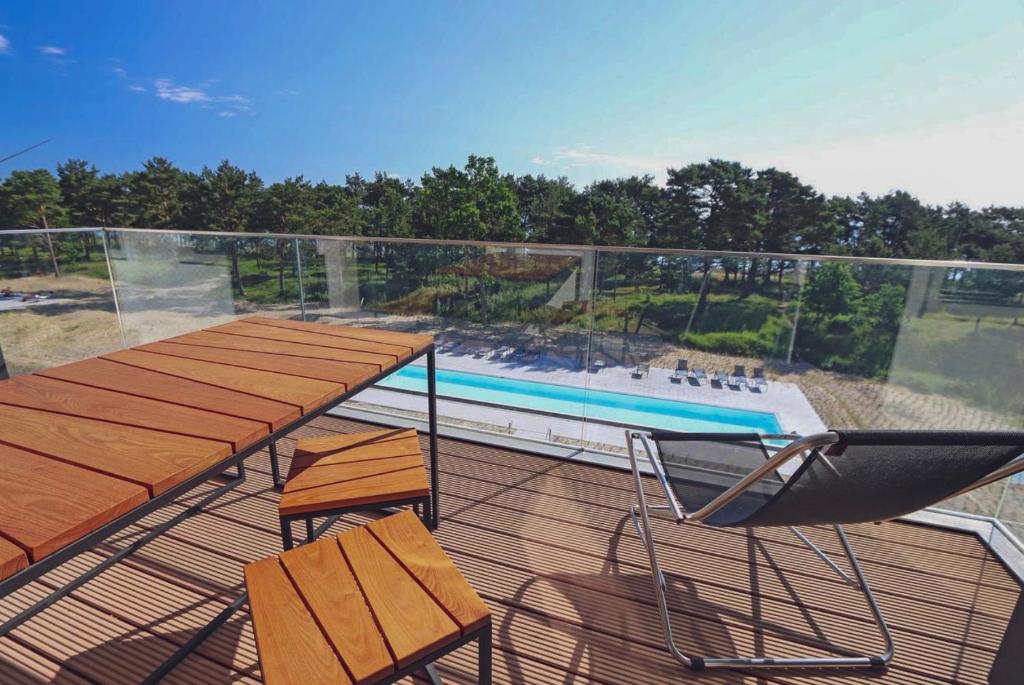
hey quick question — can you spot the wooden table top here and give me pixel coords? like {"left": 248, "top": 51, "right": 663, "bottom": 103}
{"left": 0, "top": 316, "right": 432, "bottom": 580}
{"left": 245, "top": 510, "right": 489, "bottom": 685}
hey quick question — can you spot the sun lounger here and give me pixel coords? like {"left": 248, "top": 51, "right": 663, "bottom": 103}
{"left": 749, "top": 367, "right": 767, "bottom": 390}
{"left": 712, "top": 370, "right": 730, "bottom": 386}
{"left": 689, "top": 366, "right": 708, "bottom": 384}
{"left": 631, "top": 362, "right": 650, "bottom": 379}
{"left": 728, "top": 364, "right": 748, "bottom": 387}
{"left": 625, "top": 429, "right": 1024, "bottom": 672}
{"left": 590, "top": 359, "right": 606, "bottom": 372}
{"left": 670, "top": 359, "right": 688, "bottom": 383}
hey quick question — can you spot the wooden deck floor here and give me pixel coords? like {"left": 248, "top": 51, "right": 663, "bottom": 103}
{"left": 0, "top": 415, "right": 1019, "bottom": 684}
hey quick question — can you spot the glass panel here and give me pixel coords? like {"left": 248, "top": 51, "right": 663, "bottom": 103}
{"left": 106, "top": 231, "right": 303, "bottom": 345}
{"left": 582, "top": 251, "right": 805, "bottom": 455}
{"left": 0, "top": 230, "right": 121, "bottom": 375}
{"left": 299, "top": 238, "right": 590, "bottom": 446}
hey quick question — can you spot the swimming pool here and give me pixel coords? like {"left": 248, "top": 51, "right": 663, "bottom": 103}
{"left": 377, "top": 365, "right": 783, "bottom": 434}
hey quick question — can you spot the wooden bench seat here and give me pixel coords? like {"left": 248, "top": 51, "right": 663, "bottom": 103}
{"left": 278, "top": 428, "right": 433, "bottom": 549}
{"left": 246, "top": 510, "right": 491, "bottom": 685}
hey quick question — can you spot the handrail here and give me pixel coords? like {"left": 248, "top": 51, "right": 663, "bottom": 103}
{"left": 3, "top": 226, "right": 1024, "bottom": 272}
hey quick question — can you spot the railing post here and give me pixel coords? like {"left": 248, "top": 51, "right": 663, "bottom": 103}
{"left": 101, "top": 228, "right": 128, "bottom": 348}
{"left": 294, "top": 238, "right": 307, "bottom": 321}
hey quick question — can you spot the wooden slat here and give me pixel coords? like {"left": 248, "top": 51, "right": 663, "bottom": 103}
{"left": 245, "top": 556, "right": 353, "bottom": 685}
{"left": 280, "top": 466, "right": 429, "bottom": 517}
{"left": 0, "top": 375, "right": 267, "bottom": 451}
{"left": 279, "top": 537, "right": 394, "bottom": 684}
{"left": 243, "top": 316, "right": 433, "bottom": 354}
{"left": 0, "top": 444, "right": 149, "bottom": 561}
{"left": 292, "top": 429, "right": 422, "bottom": 470}
{"left": 165, "top": 331, "right": 394, "bottom": 369}
{"left": 0, "top": 536, "right": 28, "bottom": 582}
{"left": 102, "top": 349, "right": 344, "bottom": 413}
{"left": 37, "top": 358, "right": 299, "bottom": 430}
{"left": 207, "top": 321, "right": 411, "bottom": 361}
{"left": 134, "top": 341, "right": 377, "bottom": 388}
{"left": 284, "top": 455, "right": 426, "bottom": 494}
{"left": 368, "top": 511, "right": 490, "bottom": 634}
{"left": 0, "top": 404, "right": 230, "bottom": 496}
{"left": 337, "top": 526, "right": 459, "bottom": 668}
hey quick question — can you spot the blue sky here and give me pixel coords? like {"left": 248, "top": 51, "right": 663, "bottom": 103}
{"left": 1, "top": 1, "right": 1022, "bottom": 206}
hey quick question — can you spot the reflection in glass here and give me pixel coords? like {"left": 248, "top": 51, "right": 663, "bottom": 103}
{"left": 0, "top": 230, "right": 120, "bottom": 375}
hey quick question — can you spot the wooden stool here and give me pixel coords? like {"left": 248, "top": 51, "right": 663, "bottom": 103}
{"left": 246, "top": 510, "right": 492, "bottom": 685}
{"left": 279, "top": 428, "right": 433, "bottom": 549}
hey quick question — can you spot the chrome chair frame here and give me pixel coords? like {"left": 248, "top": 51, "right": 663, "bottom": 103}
{"left": 625, "top": 430, "right": 895, "bottom": 671}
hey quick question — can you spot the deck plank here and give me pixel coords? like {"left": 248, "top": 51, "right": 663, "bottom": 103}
{"left": 242, "top": 316, "right": 433, "bottom": 354}
{"left": 37, "top": 357, "right": 300, "bottom": 430}
{"left": 368, "top": 511, "right": 490, "bottom": 634}
{"left": 0, "top": 537, "right": 28, "bottom": 582}
{"left": 207, "top": 321, "right": 411, "bottom": 360}
{"left": 167, "top": 331, "right": 396, "bottom": 369}
{"left": 245, "top": 556, "right": 353, "bottom": 685}
{"left": 102, "top": 349, "right": 343, "bottom": 413}
{"left": 0, "top": 404, "right": 231, "bottom": 496}
{"left": 0, "top": 375, "right": 267, "bottom": 451}
{"left": 135, "top": 341, "right": 377, "bottom": 388}
{"left": 338, "top": 526, "right": 460, "bottom": 668}
{"left": 0, "top": 444, "right": 149, "bottom": 561}
{"left": 279, "top": 537, "right": 394, "bottom": 684}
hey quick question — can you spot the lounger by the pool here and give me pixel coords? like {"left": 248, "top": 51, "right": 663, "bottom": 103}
{"left": 625, "top": 429, "right": 1024, "bottom": 672}
{"left": 632, "top": 362, "right": 650, "bottom": 379}
{"left": 590, "top": 359, "right": 607, "bottom": 372}
{"left": 750, "top": 367, "right": 767, "bottom": 390}
{"left": 728, "top": 365, "right": 748, "bottom": 387}
{"left": 712, "top": 370, "right": 729, "bottom": 386}
{"left": 689, "top": 366, "right": 708, "bottom": 384}
{"left": 669, "top": 359, "right": 688, "bottom": 383}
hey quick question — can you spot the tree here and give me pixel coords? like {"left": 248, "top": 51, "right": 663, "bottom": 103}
{"left": 413, "top": 155, "right": 519, "bottom": 241}
{"left": 193, "top": 160, "right": 263, "bottom": 294}
{"left": 125, "top": 157, "right": 188, "bottom": 228}
{"left": 0, "top": 169, "right": 68, "bottom": 276}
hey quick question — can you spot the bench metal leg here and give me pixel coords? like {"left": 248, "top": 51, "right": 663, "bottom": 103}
{"left": 269, "top": 439, "right": 285, "bottom": 490}
{"left": 306, "top": 517, "right": 315, "bottom": 543}
{"left": 478, "top": 623, "right": 493, "bottom": 685}
{"left": 423, "top": 663, "right": 444, "bottom": 685}
{"left": 281, "top": 519, "right": 294, "bottom": 551}
{"left": 427, "top": 348, "right": 440, "bottom": 529}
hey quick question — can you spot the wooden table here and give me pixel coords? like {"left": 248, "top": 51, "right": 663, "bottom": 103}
{"left": 0, "top": 315, "right": 437, "bottom": 682}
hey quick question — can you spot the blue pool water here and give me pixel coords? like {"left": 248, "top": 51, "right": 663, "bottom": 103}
{"left": 378, "top": 365, "right": 782, "bottom": 434}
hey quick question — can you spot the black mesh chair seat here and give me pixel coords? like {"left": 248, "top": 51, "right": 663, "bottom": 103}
{"left": 651, "top": 430, "right": 1024, "bottom": 527}
{"left": 652, "top": 432, "right": 784, "bottom": 526}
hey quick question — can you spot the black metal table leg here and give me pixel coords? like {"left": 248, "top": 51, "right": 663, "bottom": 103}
{"left": 269, "top": 439, "right": 285, "bottom": 489}
{"left": 427, "top": 346, "right": 440, "bottom": 529}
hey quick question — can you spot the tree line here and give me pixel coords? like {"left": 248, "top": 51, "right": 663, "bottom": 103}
{"left": 1, "top": 154, "right": 1022, "bottom": 264}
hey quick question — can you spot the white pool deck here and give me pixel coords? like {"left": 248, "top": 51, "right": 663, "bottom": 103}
{"left": 350, "top": 349, "right": 826, "bottom": 452}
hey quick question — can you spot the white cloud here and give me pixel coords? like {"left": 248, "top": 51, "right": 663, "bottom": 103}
{"left": 152, "top": 79, "right": 251, "bottom": 115}
{"left": 154, "top": 78, "right": 211, "bottom": 104}
{"left": 113, "top": 66, "right": 127, "bottom": 78}
{"left": 38, "top": 45, "right": 68, "bottom": 63}
{"left": 277, "top": 88, "right": 299, "bottom": 96}
{"left": 531, "top": 146, "right": 680, "bottom": 182}
{"left": 127, "top": 84, "right": 146, "bottom": 92}
{"left": 0, "top": 34, "right": 10, "bottom": 54}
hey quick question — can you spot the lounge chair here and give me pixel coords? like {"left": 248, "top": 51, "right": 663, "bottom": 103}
{"left": 590, "top": 359, "right": 606, "bottom": 372}
{"left": 689, "top": 366, "right": 708, "bottom": 385}
{"left": 625, "top": 429, "right": 1024, "bottom": 672}
{"left": 669, "top": 359, "right": 688, "bottom": 383}
{"left": 728, "top": 364, "right": 748, "bottom": 387}
{"left": 749, "top": 367, "right": 767, "bottom": 391}
{"left": 631, "top": 362, "right": 650, "bottom": 379}
{"left": 712, "top": 370, "right": 729, "bottom": 386}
